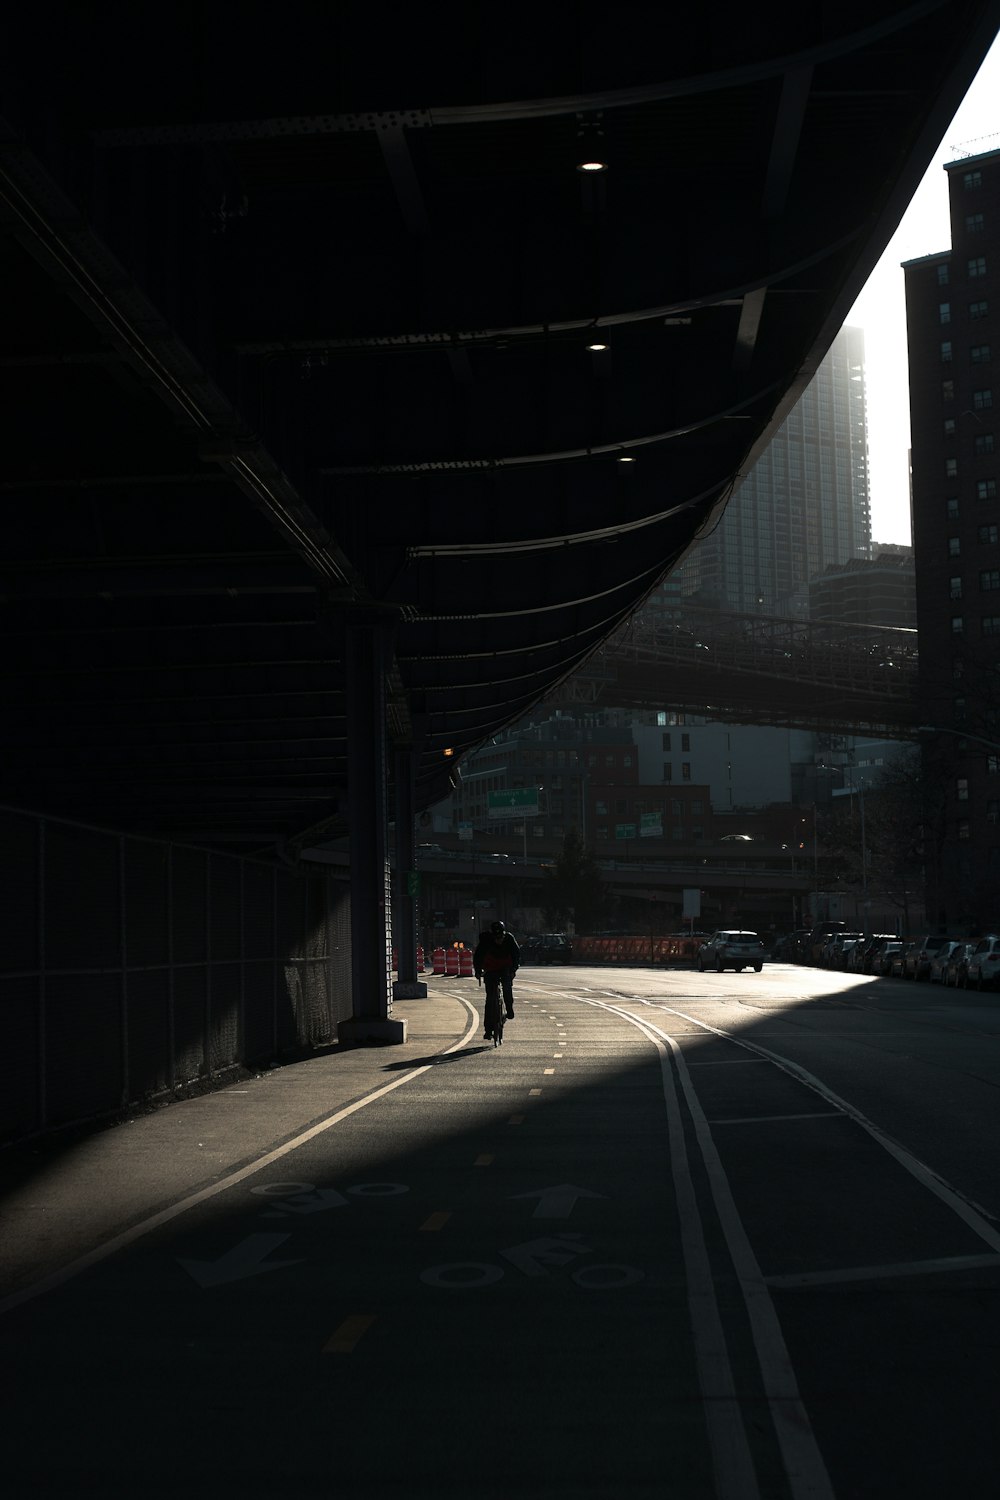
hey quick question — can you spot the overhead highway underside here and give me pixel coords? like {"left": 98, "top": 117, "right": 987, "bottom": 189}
{"left": 2, "top": 2, "right": 998, "bottom": 857}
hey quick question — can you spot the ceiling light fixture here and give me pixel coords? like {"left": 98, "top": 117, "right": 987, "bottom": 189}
{"left": 587, "top": 342, "right": 608, "bottom": 351}
{"left": 576, "top": 160, "right": 607, "bottom": 173}
{"left": 618, "top": 455, "right": 636, "bottom": 464}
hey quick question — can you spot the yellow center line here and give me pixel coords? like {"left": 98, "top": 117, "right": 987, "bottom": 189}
{"left": 543, "top": 1068, "right": 555, "bottom": 1075}
{"left": 553, "top": 1053, "right": 563, "bottom": 1058}
{"left": 529, "top": 1088, "right": 542, "bottom": 1096}
{"left": 474, "top": 1154, "right": 494, "bottom": 1166}
{"left": 419, "top": 1212, "right": 451, "bottom": 1232}
{"left": 324, "top": 1315, "right": 376, "bottom": 1354}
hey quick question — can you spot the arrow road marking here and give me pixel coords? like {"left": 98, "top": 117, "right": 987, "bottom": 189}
{"left": 177, "top": 1234, "right": 304, "bottom": 1289}
{"left": 511, "top": 1184, "right": 606, "bottom": 1219}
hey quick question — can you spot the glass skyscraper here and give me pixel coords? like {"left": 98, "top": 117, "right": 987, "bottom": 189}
{"left": 674, "top": 325, "right": 872, "bottom": 616}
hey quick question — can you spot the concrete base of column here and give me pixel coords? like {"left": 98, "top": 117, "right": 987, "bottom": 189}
{"left": 392, "top": 980, "right": 428, "bottom": 999}
{"left": 338, "top": 1017, "right": 408, "bottom": 1046}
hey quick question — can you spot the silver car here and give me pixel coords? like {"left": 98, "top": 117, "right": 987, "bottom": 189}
{"left": 697, "top": 930, "right": 765, "bottom": 973}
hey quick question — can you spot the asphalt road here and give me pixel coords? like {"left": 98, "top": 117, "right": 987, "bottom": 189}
{"left": 3, "top": 963, "right": 1000, "bottom": 1498}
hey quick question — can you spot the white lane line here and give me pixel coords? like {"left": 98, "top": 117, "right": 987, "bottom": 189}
{"left": 0, "top": 998, "right": 481, "bottom": 1318}
{"left": 709, "top": 1112, "right": 844, "bottom": 1126}
{"left": 660, "top": 1004, "right": 1000, "bottom": 1257}
{"left": 537, "top": 987, "right": 760, "bottom": 1500}
{"left": 580, "top": 989, "right": 835, "bottom": 1500}
{"left": 767, "top": 1252, "right": 1000, "bottom": 1289}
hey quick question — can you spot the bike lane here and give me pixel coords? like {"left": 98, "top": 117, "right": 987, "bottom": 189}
{"left": 0, "top": 985, "right": 752, "bottom": 1500}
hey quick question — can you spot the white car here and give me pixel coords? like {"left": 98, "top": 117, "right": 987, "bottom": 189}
{"left": 697, "top": 930, "right": 765, "bottom": 973}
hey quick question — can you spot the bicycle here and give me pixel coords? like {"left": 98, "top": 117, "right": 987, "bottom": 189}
{"left": 480, "top": 977, "right": 506, "bottom": 1047}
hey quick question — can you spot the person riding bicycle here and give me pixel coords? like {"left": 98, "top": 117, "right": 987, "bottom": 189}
{"left": 474, "top": 921, "right": 520, "bottom": 1040}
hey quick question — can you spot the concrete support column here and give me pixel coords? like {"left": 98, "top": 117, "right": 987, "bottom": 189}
{"left": 392, "top": 744, "right": 427, "bottom": 999}
{"left": 339, "top": 613, "right": 407, "bottom": 1046}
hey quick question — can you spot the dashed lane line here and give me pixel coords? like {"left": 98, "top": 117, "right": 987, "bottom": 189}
{"left": 323, "top": 1315, "right": 376, "bottom": 1354}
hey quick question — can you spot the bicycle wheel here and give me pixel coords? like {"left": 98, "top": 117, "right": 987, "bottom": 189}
{"left": 494, "top": 1007, "right": 504, "bottom": 1047}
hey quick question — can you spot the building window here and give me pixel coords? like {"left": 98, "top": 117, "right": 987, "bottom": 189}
{"left": 953, "top": 655, "right": 965, "bottom": 679}
{"left": 966, "top": 213, "right": 986, "bottom": 235}
{"left": 989, "top": 800, "right": 1000, "bottom": 823}
{"left": 942, "top": 379, "right": 955, "bottom": 401}
{"left": 623, "top": 754, "right": 632, "bottom": 768}
{"left": 937, "top": 262, "right": 950, "bottom": 284}
{"left": 969, "top": 257, "right": 987, "bottom": 278}
{"left": 981, "top": 569, "right": 1000, "bottom": 591}
{"left": 970, "top": 300, "right": 989, "bottom": 319}
{"left": 661, "top": 733, "right": 671, "bottom": 750}
{"left": 605, "top": 754, "right": 614, "bottom": 766}
{"left": 972, "top": 344, "right": 992, "bottom": 363}
{"left": 957, "top": 778, "right": 969, "bottom": 801}
{"left": 939, "top": 302, "right": 951, "bottom": 324}
{"left": 948, "top": 536, "right": 961, "bottom": 556}
{"left": 980, "top": 524, "right": 999, "bottom": 543}
{"left": 989, "top": 756, "right": 1000, "bottom": 774}
{"left": 671, "top": 799, "right": 681, "bottom": 815}
{"left": 944, "top": 418, "right": 956, "bottom": 436}
{"left": 976, "top": 434, "right": 995, "bottom": 456}
{"left": 978, "top": 479, "right": 998, "bottom": 500}
{"left": 982, "top": 616, "right": 1000, "bottom": 635}
{"left": 945, "top": 457, "right": 958, "bottom": 477}
{"left": 952, "top": 616, "right": 965, "bottom": 634}
{"left": 964, "top": 170, "right": 983, "bottom": 191}
{"left": 662, "top": 763, "right": 672, "bottom": 781}
{"left": 947, "top": 497, "right": 960, "bottom": 520}
{"left": 958, "top": 819, "right": 971, "bottom": 840}
{"left": 681, "top": 762, "right": 691, "bottom": 781}
{"left": 974, "top": 388, "right": 993, "bottom": 410}
{"left": 595, "top": 798, "right": 608, "bottom": 815}
{"left": 950, "top": 576, "right": 963, "bottom": 599}
{"left": 681, "top": 733, "right": 690, "bottom": 752}
{"left": 691, "top": 800, "right": 703, "bottom": 815}
{"left": 940, "top": 341, "right": 953, "bottom": 362}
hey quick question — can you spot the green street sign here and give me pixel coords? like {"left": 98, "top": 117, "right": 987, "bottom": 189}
{"left": 615, "top": 823, "right": 636, "bottom": 840}
{"left": 488, "top": 788, "right": 540, "bottom": 818}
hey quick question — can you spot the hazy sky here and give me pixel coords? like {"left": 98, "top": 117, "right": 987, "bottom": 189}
{"left": 846, "top": 32, "right": 1000, "bottom": 546}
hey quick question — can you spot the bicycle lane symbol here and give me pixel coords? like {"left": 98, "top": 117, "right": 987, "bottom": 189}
{"left": 419, "top": 1235, "right": 644, "bottom": 1290}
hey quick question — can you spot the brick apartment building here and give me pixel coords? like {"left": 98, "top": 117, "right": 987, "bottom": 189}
{"left": 904, "top": 146, "right": 1000, "bottom": 929}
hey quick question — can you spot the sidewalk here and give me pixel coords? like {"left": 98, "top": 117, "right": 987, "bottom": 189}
{"left": 0, "top": 986, "right": 475, "bottom": 1303}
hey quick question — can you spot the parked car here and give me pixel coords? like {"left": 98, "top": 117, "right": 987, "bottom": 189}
{"left": 903, "top": 935, "right": 952, "bottom": 981}
{"left": 893, "top": 941, "right": 916, "bottom": 977}
{"left": 697, "top": 930, "right": 766, "bottom": 973}
{"left": 858, "top": 935, "right": 897, "bottom": 974}
{"left": 943, "top": 941, "right": 975, "bottom": 988}
{"left": 824, "top": 932, "right": 864, "bottom": 969}
{"left": 522, "top": 933, "right": 573, "bottom": 964}
{"left": 929, "top": 940, "right": 964, "bottom": 984}
{"left": 804, "top": 921, "right": 848, "bottom": 964}
{"left": 877, "top": 941, "right": 905, "bottom": 976}
{"left": 771, "top": 928, "right": 811, "bottom": 962}
{"left": 844, "top": 938, "right": 871, "bottom": 972}
{"left": 964, "top": 935, "right": 1000, "bottom": 989}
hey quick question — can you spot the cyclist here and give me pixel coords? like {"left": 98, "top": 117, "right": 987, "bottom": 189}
{"left": 474, "top": 920, "right": 521, "bottom": 1040}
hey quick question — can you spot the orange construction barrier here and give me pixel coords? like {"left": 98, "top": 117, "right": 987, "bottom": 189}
{"left": 432, "top": 947, "right": 446, "bottom": 974}
{"left": 460, "top": 949, "right": 474, "bottom": 977}
{"left": 446, "top": 948, "right": 459, "bottom": 975}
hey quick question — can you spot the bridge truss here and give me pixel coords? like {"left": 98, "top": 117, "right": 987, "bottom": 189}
{"left": 553, "top": 607, "right": 920, "bottom": 739}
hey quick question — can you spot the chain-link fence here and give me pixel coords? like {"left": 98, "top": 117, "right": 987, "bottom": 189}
{"left": 0, "top": 807, "right": 352, "bottom": 1143}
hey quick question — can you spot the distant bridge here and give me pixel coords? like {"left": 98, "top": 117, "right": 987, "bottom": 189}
{"left": 552, "top": 607, "right": 920, "bottom": 738}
